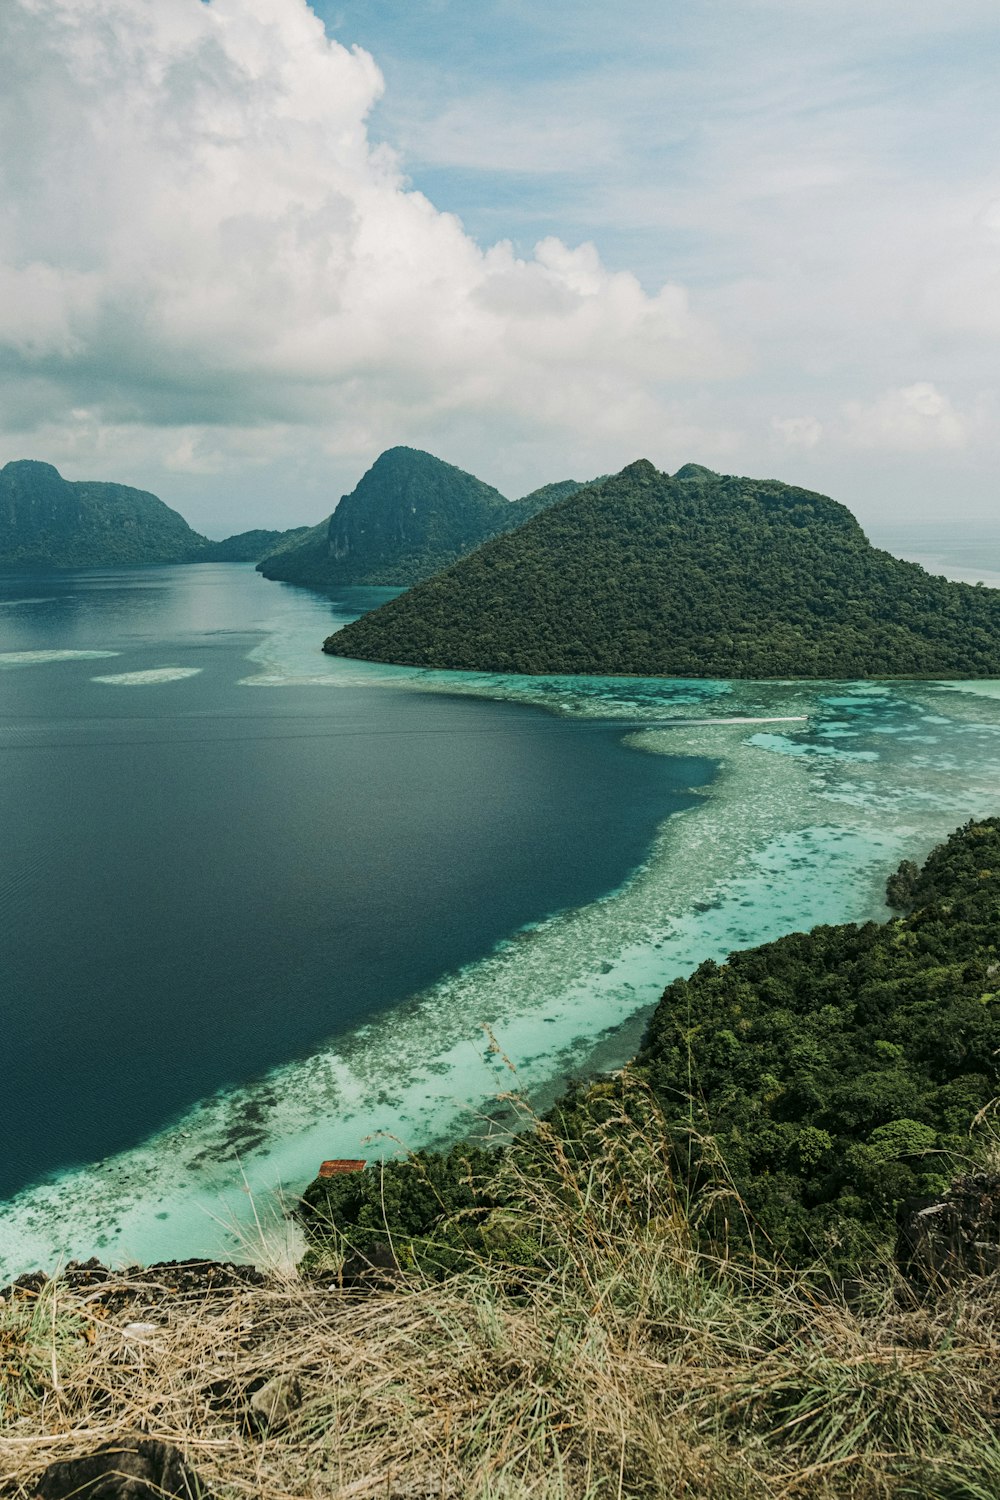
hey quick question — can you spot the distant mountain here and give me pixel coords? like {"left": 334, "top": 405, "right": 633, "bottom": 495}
{"left": 0, "top": 460, "right": 208, "bottom": 568}
{"left": 195, "top": 527, "right": 309, "bottom": 563}
{"left": 513, "top": 478, "right": 587, "bottom": 520}
{"left": 257, "top": 447, "right": 584, "bottom": 588}
{"left": 324, "top": 460, "right": 1000, "bottom": 679}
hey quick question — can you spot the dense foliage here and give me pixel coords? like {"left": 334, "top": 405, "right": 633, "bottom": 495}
{"left": 258, "top": 447, "right": 584, "bottom": 588}
{"left": 511, "top": 477, "right": 585, "bottom": 520}
{"left": 300, "top": 1142, "right": 500, "bottom": 1272}
{"left": 633, "top": 816, "right": 1000, "bottom": 1267}
{"left": 194, "top": 527, "right": 308, "bottom": 563}
{"left": 301, "top": 819, "right": 1000, "bottom": 1278}
{"left": 0, "top": 460, "right": 209, "bottom": 567}
{"left": 325, "top": 460, "right": 1000, "bottom": 678}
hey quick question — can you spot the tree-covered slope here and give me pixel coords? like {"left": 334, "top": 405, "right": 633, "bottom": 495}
{"left": 512, "top": 477, "right": 586, "bottom": 521}
{"left": 633, "top": 816, "right": 1000, "bottom": 1267}
{"left": 195, "top": 526, "right": 309, "bottom": 563}
{"left": 302, "top": 818, "right": 1000, "bottom": 1279}
{"left": 256, "top": 517, "right": 329, "bottom": 575}
{"left": 258, "top": 447, "right": 583, "bottom": 588}
{"left": 0, "top": 460, "right": 208, "bottom": 567}
{"left": 324, "top": 460, "right": 1000, "bottom": 678}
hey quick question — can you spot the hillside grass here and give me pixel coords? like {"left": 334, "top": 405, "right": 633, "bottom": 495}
{"left": 4, "top": 1082, "right": 999, "bottom": 1500}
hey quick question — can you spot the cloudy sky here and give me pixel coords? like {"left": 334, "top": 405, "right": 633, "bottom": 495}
{"left": 1, "top": 0, "right": 998, "bottom": 535}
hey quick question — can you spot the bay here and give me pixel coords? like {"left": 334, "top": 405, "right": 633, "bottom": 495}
{"left": 0, "top": 564, "right": 712, "bottom": 1204}
{"left": 5, "top": 544, "right": 1000, "bottom": 1275}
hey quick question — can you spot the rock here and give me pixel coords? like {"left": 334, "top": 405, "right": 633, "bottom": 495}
{"left": 248, "top": 1372, "right": 302, "bottom": 1431}
{"left": 340, "top": 1241, "right": 400, "bottom": 1289}
{"left": 896, "top": 1172, "right": 1000, "bottom": 1284}
{"left": 2, "top": 1258, "right": 269, "bottom": 1315}
{"left": 34, "top": 1439, "right": 213, "bottom": 1500}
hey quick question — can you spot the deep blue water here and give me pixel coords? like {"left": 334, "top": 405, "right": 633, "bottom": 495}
{"left": 0, "top": 565, "right": 713, "bottom": 1200}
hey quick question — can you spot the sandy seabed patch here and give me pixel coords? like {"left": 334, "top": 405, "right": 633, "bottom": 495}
{"left": 91, "top": 667, "right": 203, "bottom": 685}
{"left": 0, "top": 649, "right": 119, "bottom": 665}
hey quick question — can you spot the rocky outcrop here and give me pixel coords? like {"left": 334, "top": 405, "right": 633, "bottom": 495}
{"left": 1, "top": 1257, "right": 266, "bottom": 1312}
{"left": 34, "top": 1439, "right": 213, "bottom": 1500}
{"left": 897, "top": 1173, "right": 1000, "bottom": 1284}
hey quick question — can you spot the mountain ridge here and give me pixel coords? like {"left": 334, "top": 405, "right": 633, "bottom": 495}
{"left": 0, "top": 459, "right": 210, "bottom": 568}
{"left": 257, "top": 446, "right": 585, "bottom": 588}
{"left": 0, "top": 459, "right": 306, "bottom": 568}
{"left": 323, "top": 460, "right": 1000, "bottom": 679}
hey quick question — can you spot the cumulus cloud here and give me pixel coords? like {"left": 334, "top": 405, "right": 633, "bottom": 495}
{"left": 0, "top": 0, "right": 735, "bottom": 509}
{"left": 841, "top": 382, "right": 968, "bottom": 451}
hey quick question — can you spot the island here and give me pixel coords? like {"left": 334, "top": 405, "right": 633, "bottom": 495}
{"left": 257, "top": 446, "right": 583, "bottom": 588}
{"left": 0, "top": 459, "right": 306, "bottom": 569}
{"left": 302, "top": 815, "right": 1000, "bottom": 1279}
{"left": 324, "top": 459, "right": 1000, "bottom": 678}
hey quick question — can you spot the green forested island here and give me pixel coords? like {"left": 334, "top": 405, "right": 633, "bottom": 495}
{"left": 0, "top": 459, "right": 210, "bottom": 568}
{"left": 0, "top": 459, "right": 304, "bottom": 568}
{"left": 257, "top": 446, "right": 583, "bottom": 588}
{"left": 324, "top": 460, "right": 1000, "bottom": 678}
{"left": 303, "top": 816, "right": 1000, "bottom": 1278}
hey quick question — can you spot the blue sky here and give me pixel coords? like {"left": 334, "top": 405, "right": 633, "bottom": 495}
{"left": 0, "top": 0, "right": 997, "bottom": 532}
{"left": 317, "top": 2, "right": 999, "bottom": 254}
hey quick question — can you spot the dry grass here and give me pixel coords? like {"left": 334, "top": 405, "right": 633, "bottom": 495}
{"left": 3, "top": 1084, "right": 999, "bottom": 1500}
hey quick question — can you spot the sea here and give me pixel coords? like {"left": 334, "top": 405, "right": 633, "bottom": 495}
{"left": 3, "top": 525, "right": 1000, "bottom": 1277}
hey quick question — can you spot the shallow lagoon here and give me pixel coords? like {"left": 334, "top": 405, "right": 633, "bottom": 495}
{"left": 4, "top": 560, "right": 1000, "bottom": 1276}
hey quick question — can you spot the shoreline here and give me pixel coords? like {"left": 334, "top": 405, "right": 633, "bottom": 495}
{"left": 5, "top": 603, "right": 1000, "bottom": 1277}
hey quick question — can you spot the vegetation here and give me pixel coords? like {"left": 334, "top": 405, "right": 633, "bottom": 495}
{"left": 5, "top": 1090, "right": 1000, "bottom": 1499}
{"left": 324, "top": 460, "right": 1000, "bottom": 678}
{"left": 0, "top": 1281, "right": 91, "bottom": 1427}
{"left": 0, "top": 460, "right": 209, "bottom": 568}
{"left": 634, "top": 816, "right": 1000, "bottom": 1270}
{"left": 512, "top": 477, "right": 587, "bottom": 520}
{"left": 255, "top": 517, "right": 330, "bottom": 577}
{"left": 6, "top": 823, "right": 1000, "bottom": 1497}
{"left": 302, "top": 819, "right": 1000, "bottom": 1282}
{"left": 258, "top": 447, "right": 585, "bottom": 588}
{"left": 194, "top": 527, "right": 309, "bottom": 563}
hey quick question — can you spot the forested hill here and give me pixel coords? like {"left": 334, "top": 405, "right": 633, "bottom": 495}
{"left": 257, "top": 447, "right": 584, "bottom": 588}
{"left": 633, "top": 815, "right": 1000, "bottom": 1267}
{"left": 0, "top": 459, "right": 209, "bottom": 567}
{"left": 194, "top": 526, "right": 309, "bottom": 563}
{"left": 324, "top": 460, "right": 1000, "bottom": 678}
{"left": 302, "top": 817, "right": 1000, "bottom": 1280}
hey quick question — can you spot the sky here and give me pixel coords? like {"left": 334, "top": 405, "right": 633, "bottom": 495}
{"left": 1, "top": 0, "right": 998, "bottom": 536}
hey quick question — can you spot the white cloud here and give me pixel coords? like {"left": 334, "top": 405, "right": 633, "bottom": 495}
{"left": 4, "top": 0, "right": 997, "bottom": 532}
{"left": 0, "top": 0, "right": 736, "bottom": 524}
{"left": 772, "top": 415, "right": 823, "bottom": 450}
{"left": 841, "top": 382, "right": 968, "bottom": 451}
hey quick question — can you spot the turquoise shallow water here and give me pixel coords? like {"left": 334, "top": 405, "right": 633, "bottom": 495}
{"left": 0, "top": 567, "right": 711, "bottom": 1274}
{"left": 5, "top": 552, "right": 1000, "bottom": 1276}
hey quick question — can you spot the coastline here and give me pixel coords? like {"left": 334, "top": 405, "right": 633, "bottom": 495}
{"left": 5, "top": 580, "right": 1000, "bottom": 1278}
{"left": 7, "top": 669, "right": 1000, "bottom": 1276}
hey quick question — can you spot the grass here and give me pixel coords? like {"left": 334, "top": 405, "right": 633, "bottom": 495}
{"left": 2, "top": 1080, "right": 998, "bottom": 1500}
{"left": 0, "top": 1281, "right": 92, "bottom": 1427}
